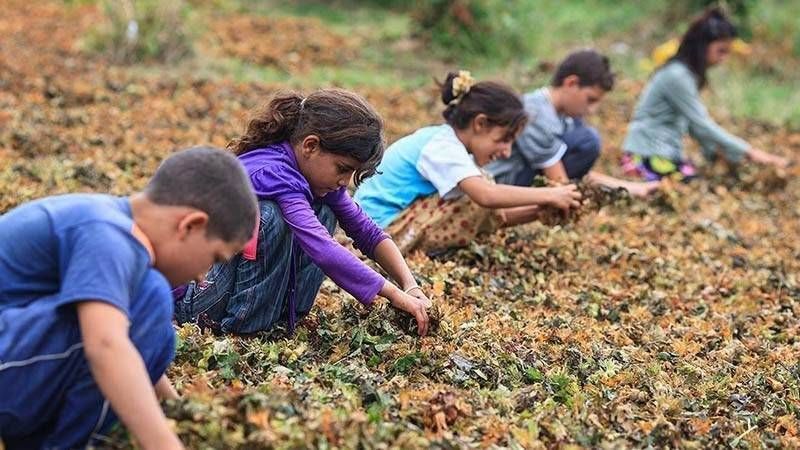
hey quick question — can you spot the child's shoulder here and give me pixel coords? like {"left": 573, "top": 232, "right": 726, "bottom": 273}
{"left": 8, "top": 193, "right": 129, "bottom": 229}
{"left": 426, "top": 124, "right": 462, "bottom": 146}
{"left": 655, "top": 61, "right": 692, "bottom": 83}
{"left": 412, "top": 124, "right": 452, "bottom": 141}
{"left": 40, "top": 193, "right": 132, "bottom": 230}
{"left": 388, "top": 124, "right": 455, "bottom": 153}
{"left": 523, "top": 87, "right": 559, "bottom": 119}
{"left": 419, "top": 125, "right": 472, "bottom": 161}
{"left": 524, "top": 87, "right": 549, "bottom": 102}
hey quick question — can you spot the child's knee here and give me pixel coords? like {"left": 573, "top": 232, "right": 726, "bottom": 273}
{"left": 564, "top": 125, "right": 601, "bottom": 158}
{"left": 582, "top": 126, "right": 602, "bottom": 157}
{"left": 259, "top": 200, "right": 291, "bottom": 238}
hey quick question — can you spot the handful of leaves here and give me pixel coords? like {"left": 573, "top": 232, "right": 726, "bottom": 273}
{"left": 533, "top": 177, "right": 632, "bottom": 226}
{"left": 383, "top": 301, "right": 444, "bottom": 337}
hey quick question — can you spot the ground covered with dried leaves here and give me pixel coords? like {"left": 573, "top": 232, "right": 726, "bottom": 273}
{"left": 1, "top": 2, "right": 799, "bottom": 449}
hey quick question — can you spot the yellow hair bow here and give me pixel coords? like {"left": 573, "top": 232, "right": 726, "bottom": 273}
{"left": 450, "top": 70, "right": 476, "bottom": 105}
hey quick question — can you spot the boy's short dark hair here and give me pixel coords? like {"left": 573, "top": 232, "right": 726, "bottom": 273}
{"left": 551, "top": 49, "right": 615, "bottom": 91}
{"left": 145, "top": 146, "right": 257, "bottom": 243}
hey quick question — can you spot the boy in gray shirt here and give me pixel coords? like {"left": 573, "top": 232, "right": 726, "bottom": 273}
{"left": 487, "top": 50, "right": 659, "bottom": 197}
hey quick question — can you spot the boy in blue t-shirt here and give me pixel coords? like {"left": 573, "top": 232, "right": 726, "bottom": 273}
{"left": 0, "top": 147, "right": 258, "bottom": 450}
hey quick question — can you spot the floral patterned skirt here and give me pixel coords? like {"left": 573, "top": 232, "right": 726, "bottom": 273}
{"left": 386, "top": 193, "right": 502, "bottom": 255}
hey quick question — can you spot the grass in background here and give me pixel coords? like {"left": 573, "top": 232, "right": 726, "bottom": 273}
{"left": 709, "top": 69, "right": 800, "bottom": 129}
{"left": 82, "top": 0, "right": 800, "bottom": 130}
{"left": 81, "top": 0, "right": 195, "bottom": 63}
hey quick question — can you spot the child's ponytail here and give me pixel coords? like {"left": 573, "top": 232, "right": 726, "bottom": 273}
{"left": 438, "top": 71, "right": 527, "bottom": 136}
{"left": 230, "top": 89, "right": 385, "bottom": 186}
{"left": 229, "top": 92, "right": 305, "bottom": 155}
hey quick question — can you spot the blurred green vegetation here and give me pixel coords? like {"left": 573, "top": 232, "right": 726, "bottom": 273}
{"left": 79, "top": 0, "right": 800, "bottom": 128}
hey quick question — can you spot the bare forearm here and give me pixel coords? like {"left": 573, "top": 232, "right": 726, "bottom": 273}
{"left": 585, "top": 171, "right": 661, "bottom": 198}
{"left": 155, "top": 374, "right": 179, "bottom": 400}
{"left": 469, "top": 183, "right": 558, "bottom": 208}
{"left": 86, "top": 338, "right": 181, "bottom": 450}
{"left": 499, "top": 205, "right": 542, "bottom": 227}
{"left": 585, "top": 171, "right": 629, "bottom": 188}
{"left": 373, "top": 239, "right": 417, "bottom": 290}
{"left": 542, "top": 162, "right": 569, "bottom": 184}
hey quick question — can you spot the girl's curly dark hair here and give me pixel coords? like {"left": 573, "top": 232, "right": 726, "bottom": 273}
{"left": 229, "top": 89, "right": 385, "bottom": 186}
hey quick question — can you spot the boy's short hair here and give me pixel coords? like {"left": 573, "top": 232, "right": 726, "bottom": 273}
{"left": 551, "top": 49, "right": 615, "bottom": 91}
{"left": 145, "top": 146, "right": 257, "bottom": 243}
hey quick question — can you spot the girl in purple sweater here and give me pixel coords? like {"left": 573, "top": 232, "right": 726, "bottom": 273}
{"left": 175, "top": 89, "right": 431, "bottom": 335}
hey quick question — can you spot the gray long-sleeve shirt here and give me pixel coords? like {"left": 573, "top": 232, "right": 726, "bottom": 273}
{"left": 623, "top": 61, "right": 749, "bottom": 162}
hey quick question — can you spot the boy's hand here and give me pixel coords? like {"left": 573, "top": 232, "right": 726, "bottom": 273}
{"left": 545, "top": 184, "right": 583, "bottom": 210}
{"left": 77, "top": 301, "right": 184, "bottom": 450}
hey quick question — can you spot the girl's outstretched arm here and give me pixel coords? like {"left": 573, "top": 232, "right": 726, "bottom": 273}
{"left": 458, "top": 176, "right": 582, "bottom": 210}
{"left": 746, "top": 147, "right": 791, "bottom": 169}
{"left": 372, "top": 239, "right": 421, "bottom": 293}
{"left": 373, "top": 238, "right": 431, "bottom": 299}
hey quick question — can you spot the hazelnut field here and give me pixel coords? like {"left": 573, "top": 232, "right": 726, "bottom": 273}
{"left": 1, "top": 1, "right": 799, "bottom": 449}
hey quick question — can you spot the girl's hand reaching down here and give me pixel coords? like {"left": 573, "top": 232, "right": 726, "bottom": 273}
{"left": 544, "top": 184, "right": 583, "bottom": 210}
{"left": 405, "top": 285, "right": 432, "bottom": 308}
{"left": 382, "top": 282, "right": 430, "bottom": 336}
{"left": 748, "top": 147, "right": 790, "bottom": 169}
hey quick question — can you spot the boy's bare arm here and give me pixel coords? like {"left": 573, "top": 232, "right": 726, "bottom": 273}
{"left": 155, "top": 374, "right": 179, "bottom": 400}
{"left": 77, "top": 301, "right": 183, "bottom": 450}
{"left": 541, "top": 161, "right": 570, "bottom": 184}
{"left": 585, "top": 171, "right": 661, "bottom": 198}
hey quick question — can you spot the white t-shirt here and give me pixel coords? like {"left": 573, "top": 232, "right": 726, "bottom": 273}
{"left": 416, "top": 125, "right": 483, "bottom": 200}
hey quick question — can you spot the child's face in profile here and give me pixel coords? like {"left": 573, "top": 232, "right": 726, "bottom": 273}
{"left": 296, "top": 136, "right": 362, "bottom": 197}
{"left": 467, "top": 118, "right": 519, "bottom": 166}
{"left": 156, "top": 219, "right": 245, "bottom": 286}
{"left": 561, "top": 82, "right": 605, "bottom": 118}
{"left": 706, "top": 39, "right": 732, "bottom": 66}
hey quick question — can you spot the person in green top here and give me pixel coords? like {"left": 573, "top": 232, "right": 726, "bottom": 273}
{"left": 622, "top": 7, "right": 790, "bottom": 181}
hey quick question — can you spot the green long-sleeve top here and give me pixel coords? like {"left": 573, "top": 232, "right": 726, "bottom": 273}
{"left": 623, "top": 60, "right": 749, "bottom": 162}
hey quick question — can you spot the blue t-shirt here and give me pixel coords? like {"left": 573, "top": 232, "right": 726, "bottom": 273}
{"left": 0, "top": 194, "right": 160, "bottom": 317}
{"left": 354, "top": 124, "right": 482, "bottom": 228}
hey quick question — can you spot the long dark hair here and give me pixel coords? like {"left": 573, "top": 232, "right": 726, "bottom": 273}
{"left": 670, "top": 7, "right": 738, "bottom": 89}
{"left": 440, "top": 72, "right": 527, "bottom": 140}
{"left": 229, "top": 89, "right": 385, "bottom": 186}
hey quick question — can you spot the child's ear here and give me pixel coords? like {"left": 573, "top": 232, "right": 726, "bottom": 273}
{"left": 472, "top": 113, "right": 490, "bottom": 133}
{"left": 177, "top": 211, "right": 209, "bottom": 240}
{"left": 300, "top": 135, "right": 321, "bottom": 158}
{"left": 563, "top": 74, "right": 581, "bottom": 89}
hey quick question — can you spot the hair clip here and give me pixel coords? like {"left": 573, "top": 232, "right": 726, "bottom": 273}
{"left": 450, "top": 70, "right": 476, "bottom": 105}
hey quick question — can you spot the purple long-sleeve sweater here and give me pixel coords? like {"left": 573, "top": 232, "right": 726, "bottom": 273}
{"left": 239, "top": 142, "right": 389, "bottom": 305}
